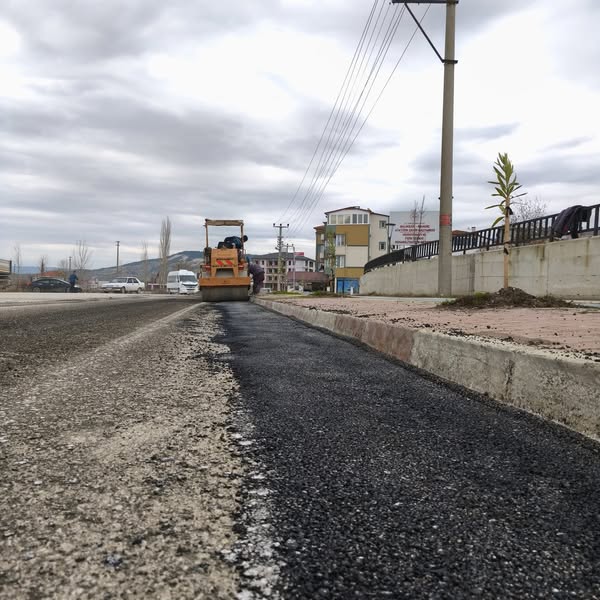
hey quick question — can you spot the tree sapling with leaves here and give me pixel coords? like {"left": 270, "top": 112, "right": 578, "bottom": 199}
{"left": 486, "top": 152, "right": 527, "bottom": 289}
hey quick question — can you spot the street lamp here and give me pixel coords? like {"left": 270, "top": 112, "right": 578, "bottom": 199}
{"left": 387, "top": 223, "right": 396, "bottom": 254}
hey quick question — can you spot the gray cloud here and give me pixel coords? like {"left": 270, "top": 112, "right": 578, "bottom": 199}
{"left": 520, "top": 153, "right": 600, "bottom": 187}
{"left": 1, "top": 0, "right": 598, "bottom": 267}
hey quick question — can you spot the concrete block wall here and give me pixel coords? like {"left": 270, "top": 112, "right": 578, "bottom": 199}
{"left": 360, "top": 236, "right": 600, "bottom": 299}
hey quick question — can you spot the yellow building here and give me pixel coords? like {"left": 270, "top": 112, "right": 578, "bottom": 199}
{"left": 315, "top": 206, "right": 391, "bottom": 293}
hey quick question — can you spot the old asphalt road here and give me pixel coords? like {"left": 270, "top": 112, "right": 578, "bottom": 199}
{"left": 223, "top": 301, "right": 600, "bottom": 599}
{"left": 0, "top": 296, "right": 245, "bottom": 599}
{"left": 2, "top": 296, "right": 600, "bottom": 598}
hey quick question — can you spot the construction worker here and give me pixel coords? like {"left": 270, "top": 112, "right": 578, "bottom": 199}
{"left": 220, "top": 235, "right": 248, "bottom": 249}
{"left": 248, "top": 262, "right": 265, "bottom": 295}
{"left": 68, "top": 270, "right": 79, "bottom": 292}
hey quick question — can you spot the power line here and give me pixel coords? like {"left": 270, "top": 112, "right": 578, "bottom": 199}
{"left": 285, "top": 1, "right": 393, "bottom": 228}
{"left": 291, "top": 6, "right": 406, "bottom": 233}
{"left": 287, "top": 2, "right": 398, "bottom": 230}
{"left": 294, "top": 6, "right": 431, "bottom": 233}
{"left": 277, "top": 0, "right": 380, "bottom": 224}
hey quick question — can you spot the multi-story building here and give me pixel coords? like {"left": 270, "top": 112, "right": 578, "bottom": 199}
{"left": 315, "top": 206, "right": 391, "bottom": 293}
{"left": 249, "top": 252, "right": 318, "bottom": 291}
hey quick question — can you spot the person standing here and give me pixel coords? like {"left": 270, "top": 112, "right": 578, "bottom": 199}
{"left": 68, "top": 270, "right": 78, "bottom": 292}
{"left": 247, "top": 262, "right": 265, "bottom": 295}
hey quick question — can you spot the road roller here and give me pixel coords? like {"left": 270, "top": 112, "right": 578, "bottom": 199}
{"left": 199, "top": 219, "right": 251, "bottom": 302}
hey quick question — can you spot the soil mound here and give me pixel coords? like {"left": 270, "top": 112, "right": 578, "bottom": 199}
{"left": 440, "top": 287, "right": 573, "bottom": 309}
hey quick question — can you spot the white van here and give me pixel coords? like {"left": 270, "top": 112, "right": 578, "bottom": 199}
{"left": 167, "top": 270, "right": 199, "bottom": 295}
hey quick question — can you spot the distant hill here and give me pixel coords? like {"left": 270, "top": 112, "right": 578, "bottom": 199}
{"left": 15, "top": 266, "right": 43, "bottom": 275}
{"left": 15, "top": 251, "right": 204, "bottom": 281}
{"left": 89, "top": 250, "right": 204, "bottom": 282}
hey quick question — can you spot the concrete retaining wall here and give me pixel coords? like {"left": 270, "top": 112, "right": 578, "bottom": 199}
{"left": 255, "top": 298, "right": 600, "bottom": 441}
{"left": 361, "top": 236, "right": 600, "bottom": 299}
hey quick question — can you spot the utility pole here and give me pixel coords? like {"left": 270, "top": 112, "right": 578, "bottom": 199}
{"left": 273, "top": 223, "right": 289, "bottom": 292}
{"left": 115, "top": 241, "right": 120, "bottom": 275}
{"left": 292, "top": 244, "right": 296, "bottom": 290}
{"left": 392, "top": 0, "right": 457, "bottom": 296}
{"left": 286, "top": 243, "right": 298, "bottom": 291}
{"left": 387, "top": 222, "right": 396, "bottom": 254}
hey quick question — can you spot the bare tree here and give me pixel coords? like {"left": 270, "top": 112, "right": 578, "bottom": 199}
{"left": 58, "top": 258, "right": 70, "bottom": 279}
{"left": 140, "top": 240, "right": 150, "bottom": 288}
{"left": 38, "top": 255, "right": 48, "bottom": 277}
{"left": 513, "top": 195, "right": 547, "bottom": 222}
{"left": 72, "top": 240, "right": 93, "bottom": 289}
{"left": 409, "top": 196, "right": 427, "bottom": 245}
{"left": 159, "top": 217, "right": 172, "bottom": 290}
{"left": 13, "top": 244, "right": 22, "bottom": 290}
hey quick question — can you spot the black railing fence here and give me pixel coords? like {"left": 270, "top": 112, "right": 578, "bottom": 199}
{"left": 364, "top": 203, "right": 600, "bottom": 274}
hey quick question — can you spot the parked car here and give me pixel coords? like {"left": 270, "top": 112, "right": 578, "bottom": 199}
{"left": 101, "top": 276, "right": 145, "bottom": 294}
{"left": 28, "top": 277, "right": 82, "bottom": 293}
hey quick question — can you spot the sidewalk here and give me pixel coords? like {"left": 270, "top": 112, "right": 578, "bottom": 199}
{"left": 265, "top": 296, "right": 600, "bottom": 360}
{"left": 253, "top": 295, "right": 600, "bottom": 442}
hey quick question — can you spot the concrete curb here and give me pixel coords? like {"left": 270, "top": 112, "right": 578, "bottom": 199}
{"left": 254, "top": 298, "right": 600, "bottom": 441}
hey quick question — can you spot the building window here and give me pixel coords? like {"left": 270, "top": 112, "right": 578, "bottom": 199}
{"left": 335, "top": 234, "right": 345, "bottom": 247}
{"left": 330, "top": 212, "right": 369, "bottom": 225}
{"left": 379, "top": 241, "right": 386, "bottom": 250}
{"left": 379, "top": 219, "right": 387, "bottom": 229}
{"left": 335, "top": 255, "right": 345, "bottom": 268}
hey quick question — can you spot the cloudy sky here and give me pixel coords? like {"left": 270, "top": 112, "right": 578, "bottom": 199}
{"left": 2, "top": 0, "right": 599, "bottom": 268}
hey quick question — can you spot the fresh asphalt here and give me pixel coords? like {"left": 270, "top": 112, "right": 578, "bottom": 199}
{"left": 220, "top": 301, "right": 600, "bottom": 599}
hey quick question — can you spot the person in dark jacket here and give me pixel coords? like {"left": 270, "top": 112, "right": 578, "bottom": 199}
{"left": 247, "top": 262, "right": 265, "bottom": 295}
{"left": 220, "top": 235, "right": 248, "bottom": 249}
{"left": 68, "top": 271, "right": 78, "bottom": 292}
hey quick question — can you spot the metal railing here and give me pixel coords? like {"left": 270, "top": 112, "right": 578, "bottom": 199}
{"left": 364, "top": 203, "right": 600, "bottom": 274}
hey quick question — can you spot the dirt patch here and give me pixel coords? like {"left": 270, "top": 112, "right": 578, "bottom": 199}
{"left": 439, "top": 287, "right": 574, "bottom": 309}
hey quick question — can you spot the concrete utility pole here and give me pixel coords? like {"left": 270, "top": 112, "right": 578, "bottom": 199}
{"left": 115, "top": 241, "right": 120, "bottom": 275}
{"left": 286, "top": 243, "right": 297, "bottom": 290}
{"left": 292, "top": 244, "right": 296, "bottom": 290}
{"left": 392, "top": 0, "right": 457, "bottom": 296}
{"left": 387, "top": 223, "right": 396, "bottom": 254}
{"left": 273, "top": 223, "right": 289, "bottom": 292}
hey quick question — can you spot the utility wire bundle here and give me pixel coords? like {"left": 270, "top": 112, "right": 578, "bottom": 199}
{"left": 278, "top": 0, "right": 432, "bottom": 236}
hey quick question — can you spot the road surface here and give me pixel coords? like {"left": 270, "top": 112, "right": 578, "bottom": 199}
{"left": 1, "top": 296, "right": 599, "bottom": 599}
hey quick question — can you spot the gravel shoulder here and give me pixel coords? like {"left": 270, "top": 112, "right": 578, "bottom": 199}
{"left": 0, "top": 302, "right": 245, "bottom": 599}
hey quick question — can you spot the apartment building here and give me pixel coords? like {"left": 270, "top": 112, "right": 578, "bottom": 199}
{"left": 249, "top": 252, "right": 317, "bottom": 291}
{"left": 315, "top": 206, "right": 390, "bottom": 293}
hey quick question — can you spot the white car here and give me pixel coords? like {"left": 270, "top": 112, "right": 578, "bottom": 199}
{"left": 101, "top": 276, "right": 145, "bottom": 294}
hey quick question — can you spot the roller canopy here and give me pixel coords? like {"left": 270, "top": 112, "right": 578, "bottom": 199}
{"left": 205, "top": 219, "right": 244, "bottom": 226}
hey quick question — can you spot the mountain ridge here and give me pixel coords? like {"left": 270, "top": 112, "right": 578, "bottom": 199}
{"left": 19, "top": 251, "right": 204, "bottom": 281}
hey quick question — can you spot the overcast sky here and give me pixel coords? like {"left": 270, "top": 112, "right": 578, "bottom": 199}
{"left": 2, "top": 0, "right": 599, "bottom": 268}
